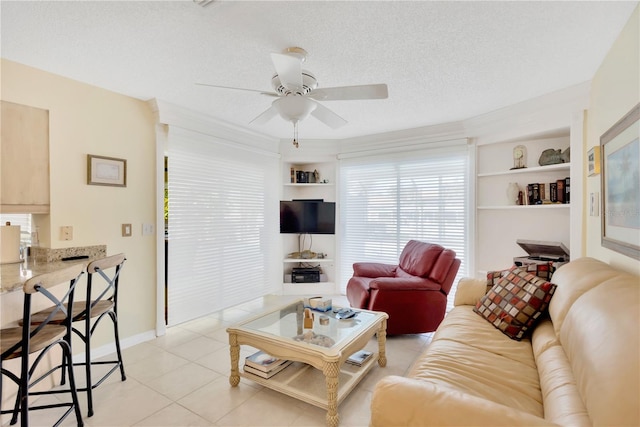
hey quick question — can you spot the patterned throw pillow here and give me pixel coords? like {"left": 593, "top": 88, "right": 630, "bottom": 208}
{"left": 474, "top": 267, "right": 557, "bottom": 340}
{"left": 485, "top": 269, "right": 510, "bottom": 293}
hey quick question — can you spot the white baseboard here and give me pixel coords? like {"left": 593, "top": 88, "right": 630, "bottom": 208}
{"left": 71, "top": 329, "right": 157, "bottom": 363}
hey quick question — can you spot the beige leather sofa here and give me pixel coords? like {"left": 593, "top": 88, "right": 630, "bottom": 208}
{"left": 370, "top": 257, "right": 639, "bottom": 426}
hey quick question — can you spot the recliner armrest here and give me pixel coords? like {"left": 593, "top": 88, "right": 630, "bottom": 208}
{"left": 352, "top": 262, "right": 397, "bottom": 278}
{"left": 369, "top": 277, "right": 441, "bottom": 292}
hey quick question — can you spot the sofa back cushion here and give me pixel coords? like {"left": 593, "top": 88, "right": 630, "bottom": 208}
{"left": 398, "top": 240, "right": 456, "bottom": 284}
{"left": 560, "top": 275, "right": 639, "bottom": 426}
{"left": 548, "top": 257, "right": 623, "bottom": 335}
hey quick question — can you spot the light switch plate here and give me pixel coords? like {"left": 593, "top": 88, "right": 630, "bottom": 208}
{"left": 122, "top": 223, "right": 132, "bottom": 237}
{"left": 590, "top": 192, "right": 599, "bottom": 217}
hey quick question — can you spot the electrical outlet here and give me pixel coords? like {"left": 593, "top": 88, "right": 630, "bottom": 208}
{"left": 142, "top": 223, "right": 154, "bottom": 236}
{"left": 122, "top": 224, "right": 132, "bottom": 237}
{"left": 61, "top": 226, "right": 73, "bottom": 241}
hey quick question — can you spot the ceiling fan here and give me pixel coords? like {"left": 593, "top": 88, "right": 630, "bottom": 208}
{"left": 197, "top": 47, "right": 388, "bottom": 147}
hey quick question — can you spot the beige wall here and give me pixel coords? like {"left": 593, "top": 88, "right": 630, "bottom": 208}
{"left": 1, "top": 58, "right": 158, "bottom": 343}
{"left": 585, "top": 6, "right": 640, "bottom": 275}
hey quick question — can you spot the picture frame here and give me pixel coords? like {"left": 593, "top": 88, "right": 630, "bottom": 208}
{"left": 587, "top": 146, "right": 600, "bottom": 176}
{"left": 87, "top": 154, "right": 127, "bottom": 187}
{"left": 600, "top": 103, "right": 640, "bottom": 260}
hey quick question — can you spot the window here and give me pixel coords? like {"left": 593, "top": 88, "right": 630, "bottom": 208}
{"left": 339, "top": 144, "right": 469, "bottom": 310}
{"left": 166, "top": 127, "right": 280, "bottom": 326}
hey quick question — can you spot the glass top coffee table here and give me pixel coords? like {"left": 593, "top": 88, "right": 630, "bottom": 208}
{"left": 226, "top": 300, "right": 388, "bottom": 427}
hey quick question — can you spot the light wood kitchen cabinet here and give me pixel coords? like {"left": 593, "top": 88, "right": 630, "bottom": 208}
{"left": 0, "top": 101, "right": 50, "bottom": 213}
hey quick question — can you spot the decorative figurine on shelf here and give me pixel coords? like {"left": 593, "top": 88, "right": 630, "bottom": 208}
{"left": 539, "top": 147, "right": 571, "bottom": 166}
{"left": 511, "top": 145, "right": 527, "bottom": 170}
{"left": 507, "top": 182, "right": 520, "bottom": 205}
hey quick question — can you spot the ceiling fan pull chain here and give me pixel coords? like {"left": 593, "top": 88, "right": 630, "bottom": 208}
{"left": 293, "top": 122, "right": 299, "bottom": 148}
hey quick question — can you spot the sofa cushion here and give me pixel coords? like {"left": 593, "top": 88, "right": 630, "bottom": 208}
{"left": 474, "top": 267, "right": 556, "bottom": 340}
{"left": 409, "top": 306, "right": 544, "bottom": 417}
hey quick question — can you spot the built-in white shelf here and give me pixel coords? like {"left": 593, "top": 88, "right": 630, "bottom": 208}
{"left": 282, "top": 282, "right": 336, "bottom": 295}
{"left": 477, "top": 163, "right": 569, "bottom": 178}
{"left": 477, "top": 204, "right": 570, "bottom": 210}
{"left": 283, "top": 183, "right": 335, "bottom": 187}
{"left": 283, "top": 258, "right": 334, "bottom": 263}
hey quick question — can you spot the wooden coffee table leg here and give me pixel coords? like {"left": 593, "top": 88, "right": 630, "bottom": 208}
{"left": 377, "top": 319, "right": 387, "bottom": 367}
{"left": 228, "top": 333, "right": 240, "bottom": 386}
{"left": 324, "top": 360, "right": 340, "bottom": 427}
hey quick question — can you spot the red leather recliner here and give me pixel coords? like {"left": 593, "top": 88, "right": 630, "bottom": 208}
{"left": 346, "top": 240, "right": 460, "bottom": 335}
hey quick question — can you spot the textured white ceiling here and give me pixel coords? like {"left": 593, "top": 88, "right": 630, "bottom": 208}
{"left": 1, "top": 1, "right": 637, "bottom": 140}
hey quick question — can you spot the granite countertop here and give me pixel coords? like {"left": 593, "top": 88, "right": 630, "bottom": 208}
{"left": 0, "top": 257, "right": 94, "bottom": 294}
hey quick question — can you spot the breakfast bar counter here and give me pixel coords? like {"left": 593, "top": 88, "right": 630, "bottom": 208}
{"left": 0, "top": 258, "right": 93, "bottom": 294}
{"left": 1, "top": 244, "right": 107, "bottom": 294}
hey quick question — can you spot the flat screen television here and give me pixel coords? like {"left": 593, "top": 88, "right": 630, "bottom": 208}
{"left": 280, "top": 200, "right": 335, "bottom": 234}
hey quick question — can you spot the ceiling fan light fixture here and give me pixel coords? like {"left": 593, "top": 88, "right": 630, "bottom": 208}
{"left": 273, "top": 96, "right": 316, "bottom": 123}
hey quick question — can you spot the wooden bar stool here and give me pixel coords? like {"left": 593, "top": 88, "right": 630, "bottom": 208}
{"left": 0, "top": 263, "right": 85, "bottom": 427}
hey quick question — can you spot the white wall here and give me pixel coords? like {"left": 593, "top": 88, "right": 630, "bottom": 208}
{"left": 585, "top": 6, "right": 640, "bottom": 275}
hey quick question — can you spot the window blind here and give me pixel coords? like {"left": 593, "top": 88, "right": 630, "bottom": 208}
{"left": 339, "top": 146, "right": 469, "bottom": 311}
{"left": 167, "top": 127, "right": 279, "bottom": 326}
{"left": 0, "top": 214, "right": 32, "bottom": 245}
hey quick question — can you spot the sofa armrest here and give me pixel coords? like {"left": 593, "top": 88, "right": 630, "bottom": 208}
{"left": 453, "top": 277, "right": 488, "bottom": 306}
{"left": 371, "top": 376, "right": 558, "bottom": 427}
{"left": 369, "top": 277, "right": 441, "bottom": 292}
{"left": 352, "top": 262, "right": 397, "bottom": 278}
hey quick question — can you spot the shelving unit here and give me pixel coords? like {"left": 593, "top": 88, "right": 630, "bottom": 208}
{"left": 476, "top": 132, "right": 572, "bottom": 275}
{"left": 281, "top": 160, "right": 337, "bottom": 295}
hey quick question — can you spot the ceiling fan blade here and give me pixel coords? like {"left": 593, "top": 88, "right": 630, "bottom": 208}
{"left": 309, "top": 100, "right": 347, "bottom": 129}
{"left": 196, "top": 83, "right": 278, "bottom": 97}
{"left": 308, "top": 83, "right": 388, "bottom": 101}
{"left": 271, "top": 53, "right": 303, "bottom": 91}
{"left": 249, "top": 106, "right": 279, "bottom": 125}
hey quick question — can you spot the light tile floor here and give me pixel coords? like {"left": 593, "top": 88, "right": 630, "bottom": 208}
{"left": 4, "top": 295, "right": 432, "bottom": 427}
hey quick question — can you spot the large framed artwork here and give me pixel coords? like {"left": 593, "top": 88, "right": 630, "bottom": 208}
{"left": 600, "top": 103, "right": 640, "bottom": 259}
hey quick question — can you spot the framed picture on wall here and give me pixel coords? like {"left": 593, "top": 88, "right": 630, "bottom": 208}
{"left": 600, "top": 103, "right": 640, "bottom": 260}
{"left": 87, "top": 154, "right": 127, "bottom": 187}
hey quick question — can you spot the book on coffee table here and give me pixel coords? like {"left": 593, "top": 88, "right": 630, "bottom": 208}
{"left": 346, "top": 350, "right": 373, "bottom": 367}
{"left": 244, "top": 350, "right": 289, "bottom": 373}
{"left": 243, "top": 360, "right": 293, "bottom": 379}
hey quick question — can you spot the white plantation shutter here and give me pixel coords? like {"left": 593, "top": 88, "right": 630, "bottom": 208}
{"left": 339, "top": 144, "right": 469, "bottom": 311}
{"left": 167, "top": 127, "right": 279, "bottom": 326}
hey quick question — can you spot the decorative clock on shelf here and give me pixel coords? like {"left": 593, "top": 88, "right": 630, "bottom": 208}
{"left": 511, "top": 145, "right": 527, "bottom": 170}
